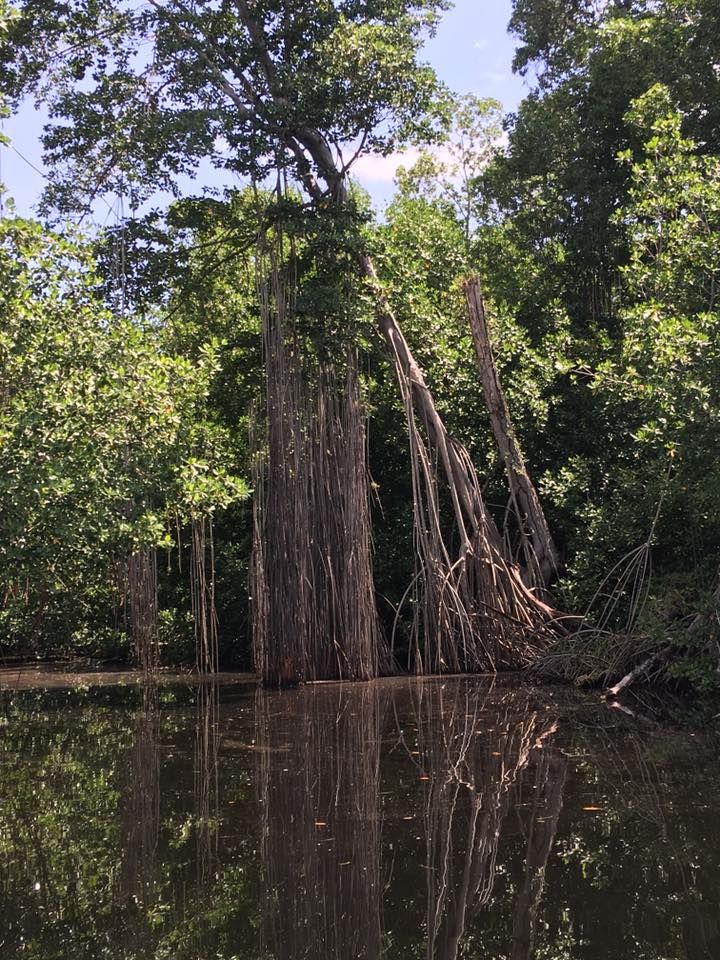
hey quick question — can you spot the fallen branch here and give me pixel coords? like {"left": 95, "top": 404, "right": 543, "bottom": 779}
{"left": 604, "top": 646, "right": 672, "bottom": 700}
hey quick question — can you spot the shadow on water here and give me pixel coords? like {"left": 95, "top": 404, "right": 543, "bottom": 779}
{"left": 1, "top": 674, "right": 720, "bottom": 959}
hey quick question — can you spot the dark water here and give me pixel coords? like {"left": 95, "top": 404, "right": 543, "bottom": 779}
{"left": 1, "top": 674, "right": 718, "bottom": 960}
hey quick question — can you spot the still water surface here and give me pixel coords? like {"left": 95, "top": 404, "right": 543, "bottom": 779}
{"left": 0, "top": 673, "right": 718, "bottom": 959}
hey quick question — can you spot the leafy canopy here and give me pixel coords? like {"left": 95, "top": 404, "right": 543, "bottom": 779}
{"left": 1, "top": 0, "right": 452, "bottom": 213}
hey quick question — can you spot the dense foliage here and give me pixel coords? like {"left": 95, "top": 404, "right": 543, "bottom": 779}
{"left": 0, "top": 0, "right": 718, "bottom": 690}
{"left": 0, "top": 218, "right": 245, "bottom": 658}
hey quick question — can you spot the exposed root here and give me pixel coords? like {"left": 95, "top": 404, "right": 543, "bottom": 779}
{"left": 391, "top": 342, "right": 565, "bottom": 674}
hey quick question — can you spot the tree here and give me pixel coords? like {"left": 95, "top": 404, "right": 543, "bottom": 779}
{"left": 396, "top": 93, "right": 503, "bottom": 241}
{"left": 3, "top": 0, "right": 568, "bottom": 676}
{"left": 0, "top": 216, "right": 245, "bottom": 655}
{"left": 594, "top": 87, "right": 720, "bottom": 596}
{"left": 1, "top": 0, "right": 451, "bottom": 212}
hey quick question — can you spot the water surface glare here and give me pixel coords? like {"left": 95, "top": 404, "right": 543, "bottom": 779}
{"left": 0, "top": 674, "right": 718, "bottom": 959}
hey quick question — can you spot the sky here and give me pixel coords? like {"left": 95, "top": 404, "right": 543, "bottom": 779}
{"left": 0, "top": 0, "right": 530, "bottom": 218}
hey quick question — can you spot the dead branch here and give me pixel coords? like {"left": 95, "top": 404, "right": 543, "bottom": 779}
{"left": 604, "top": 646, "right": 673, "bottom": 700}
{"left": 463, "top": 278, "right": 560, "bottom": 589}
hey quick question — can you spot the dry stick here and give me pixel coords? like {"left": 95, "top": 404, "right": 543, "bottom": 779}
{"left": 688, "top": 570, "right": 720, "bottom": 635}
{"left": 605, "top": 646, "right": 673, "bottom": 700}
{"left": 463, "top": 278, "right": 560, "bottom": 589}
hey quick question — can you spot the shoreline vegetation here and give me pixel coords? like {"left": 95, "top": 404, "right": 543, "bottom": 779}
{"left": 1, "top": 1, "right": 718, "bottom": 704}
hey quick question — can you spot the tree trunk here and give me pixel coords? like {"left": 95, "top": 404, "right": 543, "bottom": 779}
{"left": 358, "top": 255, "right": 502, "bottom": 550}
{"left": 464, "top": 278, "right": 560, "bottom": 588}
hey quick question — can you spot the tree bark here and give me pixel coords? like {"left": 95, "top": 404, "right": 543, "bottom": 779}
{"left": 464, "top": 278, "right": 560, "bottom": 588}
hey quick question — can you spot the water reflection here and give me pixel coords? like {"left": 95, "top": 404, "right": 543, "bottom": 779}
{"left": 118, "top": 680, "right": 161, "bottom": 918}
{"left": 410, "top": 681, "right": 563, "bottom": 960}
{"left": 257, "top": 684, "right": 385, "bottom": 959}
{"left": 1, "top": 676, "right": 719, "bottom": 959}
{"left": 510, "top": 749, "right": 566, "bottom": 960}
{"left": 195, "top": 678, "right": 220, "bottom": 886}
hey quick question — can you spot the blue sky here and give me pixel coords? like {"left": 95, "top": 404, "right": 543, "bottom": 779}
{"left": 0, "top": 0, "right": 529, "bottom": 218}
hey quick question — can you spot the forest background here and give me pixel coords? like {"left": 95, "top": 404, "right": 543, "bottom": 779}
{"left": 1, "top": 0, "right": 719, "bottom": 694}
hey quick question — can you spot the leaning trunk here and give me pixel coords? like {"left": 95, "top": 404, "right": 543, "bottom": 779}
{"left": 358, "top": 255, "right": 560, "bottom": 671}
{"left": 463, "top": 278, "right": 560, "bottom": 588}
{"left": 289, "top": 128, "right": 562, "bottom": 671}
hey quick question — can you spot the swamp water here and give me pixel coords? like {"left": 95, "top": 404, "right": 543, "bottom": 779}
{"left": 0, "top": 673, "right": 718, "bottom": 960}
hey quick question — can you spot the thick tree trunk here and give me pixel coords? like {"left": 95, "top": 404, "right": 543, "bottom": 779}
{"left": 464, "top": 278, "right": 560, "bottom": 588}
{"left": 252, "top": 275, "right": 383, "bottom": 685}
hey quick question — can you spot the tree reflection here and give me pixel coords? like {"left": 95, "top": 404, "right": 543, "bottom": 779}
{"left": 2, "top": 680, "right": 720, "bottom": 959}
{"left": 410, "top": 680, "right": 564, "bottom": 960}
{"left": 256, "top": 679, "right": 568, "bottom": 960}
{"left": 194, "top": 677, "right": 220, "bottom": 887}
{"left": 119, "top": 680, "right": 161, "bottom": 913}
{"left": 510, "top": 750, "right": 566, "bottom": 960}
{"left": 256, "top": 683, "right": 386, "bottom": 960}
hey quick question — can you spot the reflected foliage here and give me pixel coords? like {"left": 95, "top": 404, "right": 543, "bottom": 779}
{"left": 0, "top": 678, "right": 719, "bottom": 958}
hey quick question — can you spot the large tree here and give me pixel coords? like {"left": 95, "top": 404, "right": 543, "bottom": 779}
{"left": 2, "top": 0, "right": 562, "bottom": 679}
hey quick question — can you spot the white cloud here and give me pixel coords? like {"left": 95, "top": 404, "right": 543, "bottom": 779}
{"left": 352, "top": 145, "right": 458, "bottom": 184}
{"left": 351, "top": 148, "right": 425, "bottom": 183}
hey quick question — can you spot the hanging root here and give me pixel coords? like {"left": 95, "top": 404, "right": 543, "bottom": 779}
{"left": 464, "top": 277, "right": 560, "bottom": 591}
{"left": 191, "top": 515, "right": 219, "bottom": 674}
{"left": 118, "top": 676, "right": 160, "bottom": 910}
{"left": 127, "top": 548, "right": 159, "bottom": 678}
{"left": 251, "top": 256, "right": 386, "bottom": 685}
{"left": 256, "top": 684, "right": 385, "bottom": 960}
